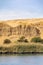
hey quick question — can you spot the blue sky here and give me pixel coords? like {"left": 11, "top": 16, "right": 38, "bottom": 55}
{"left": 0, "top": 0, "right": 43, "bottom": 20}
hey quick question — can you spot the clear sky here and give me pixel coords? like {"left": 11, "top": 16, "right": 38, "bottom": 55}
{"left": 0, "top": 0, "right": 43, "bottom": 20}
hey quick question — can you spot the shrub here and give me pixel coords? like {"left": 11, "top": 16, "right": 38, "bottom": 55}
{"left": 17, "top": 40, "right": 23, "bottom": 42}
{"left": 4, "top": 39, "right": 11, "bottom": 44}
{"left": 31, "top": 37, "right": 41, "bottom": 43}
{"left": 20, "top": 36, "right": 25, "bottom": 40}
{"left": 17, "top": 36, "right": 28, "bottom": 43}
{"left": 18, "top": 36, "right": 25, "bottom": 42}
{"left": 24, "top": 39, "right": 28, "bottom": 43}
{"left": 40, "top": 39, "right": 43, "bottom": 43}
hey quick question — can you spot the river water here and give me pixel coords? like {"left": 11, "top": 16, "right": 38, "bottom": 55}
{"left": 0, "top": 55, "right": 43, "bottom": 65}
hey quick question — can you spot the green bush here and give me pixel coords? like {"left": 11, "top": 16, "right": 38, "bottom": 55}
{"left": 17, "top": 36, "right": 28, "bottom": 43}
{"left": 4, "top": 39, "right": 11, "bottom": 44}
{"left": 31, "top": 37, "right": 42, "bottom": 43}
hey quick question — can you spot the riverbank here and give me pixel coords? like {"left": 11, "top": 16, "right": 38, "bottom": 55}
{"left": 0, "top": 51, "right": 43, "bottom": 54}
{"left": 0, "top": 42, "right": 43, "bottom": 54}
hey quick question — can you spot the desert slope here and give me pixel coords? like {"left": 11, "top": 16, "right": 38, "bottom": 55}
{"left": 0, "top": 18, "right": 43, "bottom": 43}
{"left": 5, "top": 18, "right": 43, "bottom": 39}
{"left": 0, "top": 18, "right": 43, "bottom": 53}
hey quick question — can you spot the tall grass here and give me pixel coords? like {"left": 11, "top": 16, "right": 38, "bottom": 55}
{"left": 0, "top": 42, "right": 43, "bottom": 53}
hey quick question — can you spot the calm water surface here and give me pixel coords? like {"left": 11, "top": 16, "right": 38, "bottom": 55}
{"left": 0, "top": 55, "right": 43, "bottom": 65}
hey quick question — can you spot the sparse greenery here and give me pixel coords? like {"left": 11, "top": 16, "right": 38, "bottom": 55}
{"left": 0, "top": 43, "right": 43, "bottom": 53}
{"left": 17, "top": 36, "right": 28, "bottom": 43}
{"left": 40, "top": 39, "right": 43, "bottom": 43}
{"left": 24, "top": 39, "right": 28, "bottom": 42}
{"left": 1, "top": 37, "right": 43, "bottom": 54}
{"left": 31, "top": 37, "right": 43, "bottom": 43}
{"left": 4, "top": 39, "right": 11, "bottom": 44}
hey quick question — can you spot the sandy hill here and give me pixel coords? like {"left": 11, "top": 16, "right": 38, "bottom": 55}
{"left": 0, "top": 18, "right": 43, "bottom": 44}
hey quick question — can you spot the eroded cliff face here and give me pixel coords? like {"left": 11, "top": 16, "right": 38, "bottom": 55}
{"left": 0, "top": 21, "right": 40, "bottom": 38}
{"left": 0, "top": 23, "right": 11, "bottom": 36}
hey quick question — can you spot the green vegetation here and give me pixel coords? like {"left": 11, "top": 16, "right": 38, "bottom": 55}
{"left": 1, "top": 36, "right": 43, "bottom": 54}
{"left": 4, "top": 39, "right": 11, "bottom": 44}
{"left": 0, "top": 43, "right": 43, "bottom": 53}
{"left": 17, "top": 36, "right": 28, "bottom": 43}
{"left": 31, "top": 37, "right": 43, "bottom": 43}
